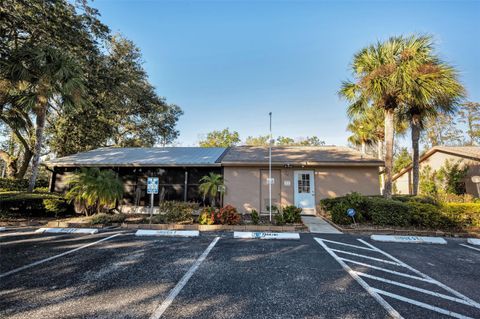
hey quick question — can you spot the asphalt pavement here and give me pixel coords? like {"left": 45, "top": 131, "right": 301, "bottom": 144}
{"left": 0, "top": 228, "right": 479, "bottom": 319}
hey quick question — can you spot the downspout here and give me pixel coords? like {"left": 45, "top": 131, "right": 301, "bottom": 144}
{"left": 184, "top": 170, "right": 188, "bottom": 202}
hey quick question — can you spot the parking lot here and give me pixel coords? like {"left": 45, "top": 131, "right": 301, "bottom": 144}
{"left": 1, "top": 228, "right": 479, "bottom": 319}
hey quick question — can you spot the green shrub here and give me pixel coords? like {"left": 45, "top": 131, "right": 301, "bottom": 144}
{"left": 251, "top": 209, "right": 259, "bottom": 225}
{"left": 367, "top": 198, "right": 410, "bottom": 226}
{"left": 157, "top": 201, "right": 198, "bottom": 223}
{"left": 320, "top": 192, "right": 369, "bottom": 225}
{"left": 199, "top": 207, "right": 215, "bottom": 225}
{"left": 0, "top": 178, "right": 48, "bottom": 191}
{"left": 442, "top": 203, "right": 480, "bottom": 228}
{"left": 0, "top": 192, "right": 71, "bottom": 217}
{"left": 274, "top": 212, "right": 285, "bottom": 225}
{"left": 44, "top": 198, "right": 69, "bottom": 217}
{"left": 321, "top": 192, "right": 480, "bottom": 230}
{"left": 281, "top": 205, "right": 302, "bottom": 223}
{"left": 90, "top": 213, "right": 126, "bottom": 225}
{"left": 392, "top": 195, "right": 439, "bottom": 206}
{"left": 437, "top": 193, "right": 475, "bottom": 203}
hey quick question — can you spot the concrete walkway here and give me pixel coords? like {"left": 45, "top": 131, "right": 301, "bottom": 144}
{"left": 301, "top": 216, "right": 342, "bottom": 234}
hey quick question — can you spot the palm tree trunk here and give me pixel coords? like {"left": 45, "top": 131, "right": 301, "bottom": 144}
{"left": 411, "top": 120, "right": 421, "bottom": 196}
{"left": 15, "top": 148, "right": 33, "bottom": 179}
{"left": 383, "top": 109, "right": 395, "bottom": 198}
{"left": 28, "top": 107, "right": 46, "bottom": 192}
{"left": 377, "top": 141, "right": 384, "bottom": 194}
{"left": 361, "top": 142, "right": 366, "bottom": 154}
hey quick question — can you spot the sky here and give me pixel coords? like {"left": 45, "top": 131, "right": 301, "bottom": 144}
{"left": 92, "top": 0, "right": 480, "bottom": 147}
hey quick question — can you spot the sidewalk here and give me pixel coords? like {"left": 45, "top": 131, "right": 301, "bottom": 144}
{"left": 301, "top": 216, "right": 342, "bottom": 234}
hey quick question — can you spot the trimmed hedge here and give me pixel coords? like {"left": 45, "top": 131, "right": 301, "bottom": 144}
{"left": 320, "top": 192, "right": 480, "bottom": 230}
{"left": 90, "top": 213, "right": 127, "bottom": 225}
{"left": 0, "top": 192, "right": 72, "bottom": 217}
{"left": 0, "top": 178, "right": 49, "bottom": 192}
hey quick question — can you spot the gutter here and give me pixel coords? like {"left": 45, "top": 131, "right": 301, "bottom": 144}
{"left": 220, "top": 161, "right": 384, "bottom": 167}
{"left": 43, "top": 163, "right": 223, "bottom": 168}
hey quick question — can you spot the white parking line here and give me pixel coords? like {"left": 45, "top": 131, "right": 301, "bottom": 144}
{"left": 315, "top": 238, "right": 403, "bottom": 319}
{"left": 0, "top": 233, "right": 121, "bottom": 278}
{"left": 318, "top": 238, "right": 376, "bottom": 251}
{"left": 373, "top": 288, "right": 474, "bottom": 319}
{"left": 330, "top": 248, "right": 402, "bottom": 266}
{"left": 354, "top": 271, "right": 474, "bottom": 306}
{"left": 339, "top": 258, "right": 433, "bottom": 283}
{"left": 150, "top": 236, "right": 220, "bottom": 319}
{"left": 358, "top": 239, "right": 480, "bottom": 309}
{"left": 316, "top": 237, "right": 480, "bottom": 318}
{"left": 460, "top": 244, "right": 480, "bottom": 252}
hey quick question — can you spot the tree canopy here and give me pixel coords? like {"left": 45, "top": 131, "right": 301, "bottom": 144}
{"left": 0, "top": 0, "right": 182, "bottom": 181}
{"left": 199, "top": 128, "right": 241, "bottom": 147}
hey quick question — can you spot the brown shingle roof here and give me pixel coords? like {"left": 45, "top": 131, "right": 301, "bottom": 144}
{"left": 221, "top": 146, "right": 383, "bottom": 166}
{"left": 431, "top": 146, "right": 480, "bottom": 160}
{"left": 392, "top": 146, "right": 480, "bottom": 180}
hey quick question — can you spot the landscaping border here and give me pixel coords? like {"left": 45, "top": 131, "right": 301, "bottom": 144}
{"left": 44, "top": 220, "right": 307, "bottom": 232}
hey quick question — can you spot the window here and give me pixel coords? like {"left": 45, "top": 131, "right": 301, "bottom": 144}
{"left": 298, "top": 173, "right": 310, "bottom": 193}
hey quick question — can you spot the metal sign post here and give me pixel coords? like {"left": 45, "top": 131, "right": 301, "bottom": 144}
{"left": 147, "top": 177, "right": 159, "bottom": 224}
{"left": 347, "top": 208, "right": 356, "bottom": 227}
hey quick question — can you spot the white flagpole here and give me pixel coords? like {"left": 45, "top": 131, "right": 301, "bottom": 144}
{"left": 269, "top": 112, "right": 272, "bottom": 222}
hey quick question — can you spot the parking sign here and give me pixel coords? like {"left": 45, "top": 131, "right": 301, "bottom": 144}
{"left": 147, "top": 177, "right": 159, "bottom": 194}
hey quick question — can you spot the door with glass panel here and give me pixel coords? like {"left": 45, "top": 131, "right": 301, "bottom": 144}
{"left": 294, "top": 170, "right": 315, "bottom": 209}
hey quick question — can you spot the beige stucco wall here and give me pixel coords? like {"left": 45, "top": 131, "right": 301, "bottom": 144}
{"left": 223, "top": 165, "right": 380, "bottom": 213}
{"left": 393, "top": 152, "right": 480, "bottom": 196}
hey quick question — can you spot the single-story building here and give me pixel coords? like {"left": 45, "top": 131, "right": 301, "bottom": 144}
{"left": 222, "top": 146, "right": 382, "bottom": 214}
{"left": 45, "top": 146, "right": 383, "bottom": 214}
{"left": 393, "top": 146, "right": 480, "bottom": 197}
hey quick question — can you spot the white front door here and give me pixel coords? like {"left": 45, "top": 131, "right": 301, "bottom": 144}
{"left": 294, "top": 170, "right": 315, "bottom": 210}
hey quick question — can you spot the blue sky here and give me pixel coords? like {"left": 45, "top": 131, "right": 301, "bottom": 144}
{"left": 93, "top": 0, "right": 480, "bottom": 147}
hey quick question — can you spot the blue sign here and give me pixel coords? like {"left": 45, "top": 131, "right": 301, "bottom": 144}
{"left": 347, "top": 208, "right": 356, "bottom": 217}
{"left": 147, "top": 177, "right": 159, "bottom": 194}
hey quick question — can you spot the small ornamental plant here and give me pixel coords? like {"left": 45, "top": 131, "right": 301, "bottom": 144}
{"left": 216, "top": 205, "right": 241, "bottom": 225}
{"left": 199, "top": 207, "right": 216, "bottom": 225}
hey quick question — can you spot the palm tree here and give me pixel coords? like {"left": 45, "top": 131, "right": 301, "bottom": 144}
{"left": 2, "top": 45, "right": 84, "bottom": 191}
{"left": 199, "top": 173, "right": 224, "bottom": 207}
{"left": 66, "top": 168, "right": 123, "bottom": 216}
{"left": 340, "top": 37, "right": 405, "bottom": 198}
{"left": 397, "top": 36, "right": 464, "bottom": 195}
{"left": 347, "top": 118, "right": 375, "bottom": 154}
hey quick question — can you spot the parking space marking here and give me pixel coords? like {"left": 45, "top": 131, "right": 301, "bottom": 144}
{"left": 339, "top": 258, "right": 433, "bottom": 283}
{"left": 330, "top": 248, "right": 402, "bottom": 266}
{"left": 354, "top": 271, "right": 474, "bottom": 306}
{"left": 460, "top": 244, "right": 480, "bottom": 252}
{"left": 315, "top": 237, "right": 480, "bottom": 319}
{"left": 150, "top": 236, "right": 220, "bottom": 319}
{"left": 373, "top": 289, "right": 473, "bottom": 319}
{"left": 358, "top": 239, "right": 480, "bottom": 309}
{"left": 315, "top": 238, "right": 403, "bottom": 319}
{"left": 0, "top": 233, "right": 121, "bottom": 278}
{"left": 318, "top": 238, "right": 376, "bottom": 251}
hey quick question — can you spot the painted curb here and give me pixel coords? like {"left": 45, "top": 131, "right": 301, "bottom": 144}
{"left": 35, "top": 228, "right": 99, "bottom": 235}
{"left": 467, "top": 238, "right": 480, "bottom": 246}
{"left": 371, "top": 235, "right": 447, "bottom": 244}
{"left": 135, "top": 230, "right": 199, "bottom": 237}
{"left": 234, "top": 231, "right": 300, "bottom": 240}
{"left": 0, "top": 227, "right": 6, "bottom": 232}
